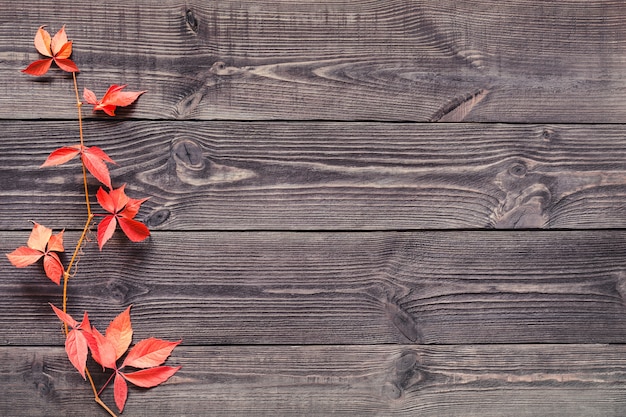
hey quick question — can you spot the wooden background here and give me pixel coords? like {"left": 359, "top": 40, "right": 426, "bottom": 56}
{"left": 2, "top": 0, "right": 626, "bottom": 415}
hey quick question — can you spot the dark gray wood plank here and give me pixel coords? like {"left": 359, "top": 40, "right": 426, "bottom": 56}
{"left": 3, "top": 121, "right": 626, "bottom": 231}
{"left": 2, "top": 230, "right": 626, "bottom": 345}
{"left": 1, "top": 1, "right": 626, "bottom": 121}
{"left": 2, "top": 344, "right": 626, "bottom": 416}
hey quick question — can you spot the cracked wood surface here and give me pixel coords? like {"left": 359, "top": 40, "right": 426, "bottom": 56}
{"left": 1, "top": 0, "right": 626, "bottom": 121}
{"left": 3, "top": 0, "right": 626, "bottom": 416}
{"left": 3, "top": 345, "right": 626, "bottom": 416}
{"left": 2, "top": 121, "right": 626, "bottom": 230}
{"left": 2, "top": 230, "right": 626, "bottom": 345}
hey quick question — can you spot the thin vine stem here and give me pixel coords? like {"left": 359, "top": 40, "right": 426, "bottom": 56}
{"left": 58, "top": 71, "right": 118, "bottom": 417}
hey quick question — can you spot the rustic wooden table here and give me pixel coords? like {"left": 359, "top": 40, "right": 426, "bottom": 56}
{"left": 2, "top": 1, "right": 626, "bottom": 415}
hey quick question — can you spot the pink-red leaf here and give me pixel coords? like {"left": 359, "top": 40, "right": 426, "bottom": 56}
{"left": 65, "top": 329, "right": 88, "bottom": 379}
{"left": 49, "top": 303, "right": 79, "bottom": 329}
{"left": 83, "top": 88, "right": 98, "bottom": 105}
{"left": 122, "top": 366, "right": 181, "bottom": 388}
{"left": 105, "top": 306, "right": 133, "bottom": 361}
{"left": 114, "top": 372, "right": 129, "bottom": 413}
{"left": 122, "top": 338, "right": 181, "bottom": 369}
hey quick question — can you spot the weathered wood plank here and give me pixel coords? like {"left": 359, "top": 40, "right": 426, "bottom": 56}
{"left": 2, "top": 230, "right": 626, "bottom": 345}
{"left": 3, "top": 121, "right": 626, "bottom": 230}
{"left": 1, "top": 1, "right": 626, "bottom": 121}
{"left": 2, "top": 344, "right": 626, "bottom": 416}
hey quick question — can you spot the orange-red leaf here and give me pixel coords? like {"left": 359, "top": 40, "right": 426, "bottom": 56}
{"left": 82, "top": 146, "right": 114, "bottom": 188}
{"left": 47, "top": 230, "right": 65, "bottom": 252}
{"left": 55, "top": 58, "right": 79, "bottom": 73}
{"left": 114, "top": 372, "right": 128, "bottom": 412}
{"left": 122, "top": 338, "right": 181, "bottom": 369}
{"left": 33, "top": 26, "right": 52, "bottom": 57}
{"left": 89, "top": 327, "right": 118, "bottom": 370}
{"left": 42, "top": 251, "right": 63, "bottom": 284}
{"left": 97, "top": 215, "right": 117, "bottom": 250}
{"left": 6, "top": 246, "right": 42, "bottom": 268}
{"left": 122, "top": 366, "right": 181, "bottom": 388}
{"left": 85, "top": 84, "right": 145, "bottom": 116}
{"left": 41, "top": 146, "right": 81, "bottom": 167}
{"left": 118, "top": 217, "right": 151, "bottom": 243}
{"left": 49, "top": 25, "right": 68, "bottom": 56}
{"left": 27, "top": 222, "right": 52, "bottom": 252}
{"left": 105, "top": 306, "right": 133, "bottom": 361}
{"left": 21, "top": 59, "right": 53, "bottom": 76}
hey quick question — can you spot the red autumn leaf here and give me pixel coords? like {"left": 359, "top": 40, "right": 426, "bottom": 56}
{"left": 83, "top": 85, "right": 145, "bottom": 116}
{"left": 96, "top": 185, "right": 150, "bottom": 249}
{"left": 122, "top": 366, "right": 181, "bottom": 388}
{"left": 22, "top": 25, "right": 79, "bottom": 76}
{"left": 50, "top": 304, "right": 91, "bottom": 379}
{"left": 88, "top": 327, "right": 118, "bottom": 370}
{"left": 122, "top": 338, "right": 181, "bottom": 369}
{"left": 105, "top": 306, "right": 133, "bottom": 361}
{"left": 41, "top": 145, "right": 115, "bottom": 189}
{"left": 114, "top": 372, "right": 129, "bottom": 412}
{"left": 6, "top": 222, "right": 65, "bottom": 284}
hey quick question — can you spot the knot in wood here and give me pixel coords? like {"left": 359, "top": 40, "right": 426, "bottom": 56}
{"left": 146, "top": 208, "right": 171, "bottom": 227}
{"left": 172, "top": 139, "right": 205, "bottom": 170}
{"left": 185, "top": 9, "right": 199, "bottom": 33}
{"left": 508, "top": 161, "right": 527, "bottom": 178}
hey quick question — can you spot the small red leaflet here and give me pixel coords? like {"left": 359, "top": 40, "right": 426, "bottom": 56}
{"left": 6, "top": 222, "right": 65, "bottom": 284}
{"left": 22, "top": 25, "right": 79, "bottom": 76}
{"left": 96, "top": 185, "right": 150, "bottom": 250}
{"left": 84, "top": 85, "right": 145, "bottom": 116}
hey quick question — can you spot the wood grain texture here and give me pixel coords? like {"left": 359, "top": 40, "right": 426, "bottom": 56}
{"left": 1, "top": 1, "right": 626, "bottom": 121}
{"left": 2, "top": 230, "right": 626, "bottom": 345}
{"left": 2, "top": 121, "right": 626, "bottom": 231}
{"left": 2, "top": 345, "right": 626, "bottom": 416}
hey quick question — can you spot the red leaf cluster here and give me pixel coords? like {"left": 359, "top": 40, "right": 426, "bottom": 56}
{"left": 84, "top": 85, "right": 145, "bottom": 116}
{"left": 96, "top": 185, "right": 150, "bottom": 249}
{"left": 6, "top": 222, "right": 65, "bottom": 284}
{"left": 51, "top": 305, "right": 181, "bottom": 413}
{"left": 22, "top": 26, "right": 79, "bottom": 76}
